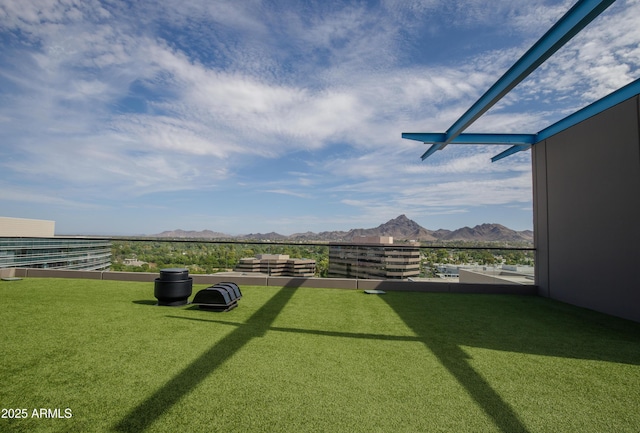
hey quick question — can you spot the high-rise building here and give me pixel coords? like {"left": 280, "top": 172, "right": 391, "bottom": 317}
{"left": 328, "top": 236, "right": 420, "bottom": 279}
{"left": 0, "top": 217, "right": 111, "bottom": 271}
{"left": 234, "top": 254, "right": 316, "bottom": 277}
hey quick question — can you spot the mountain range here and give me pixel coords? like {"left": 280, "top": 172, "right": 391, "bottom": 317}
{"left": 152, "top": 215, "right": 533, "bottom": 243}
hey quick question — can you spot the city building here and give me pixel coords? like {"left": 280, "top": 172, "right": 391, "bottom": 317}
{"left": 234, "top": 254, "right": 316, "bottom": 277}
{"left": 328, "top": 236, "right": 420, "bottom": 279}
{"left": 0, "top": 217, "right": 111, "bottom": 271}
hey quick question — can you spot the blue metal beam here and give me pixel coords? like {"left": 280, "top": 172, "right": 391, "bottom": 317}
{"left": 491, "top": 145, "right": 532, "bottom": 162}
{"left": 420, "top": 143, "right": 443, "bottom": 160}
{"left": 488, "top": 77, "right": 640, "bottom": 161}
{"left": 416, "top": 0, "right": 615, "bottom": 160}
{"left": 402, "top": 133, "right": 446, "bottom": 143}
{"left": 536, "top": 77, "right": 640, "bottom": 142}
{"left": 403, "top": 132, "right": 536, "bottom": 146}
{"left": 408, "top": 78, "right": 640, "bottom": 161}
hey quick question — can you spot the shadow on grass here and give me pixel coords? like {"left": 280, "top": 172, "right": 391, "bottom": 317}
{"left": 132, "top": 300, "right": 159, "bottom": 306}
{"left": 168, "top": 303, "right": 531, "bottom": 432}
{"left": 169, "top": 291, "right": 640, "bottom": 433}
{"left": 168, "top": 315, "right": 423, "bottom": 342}
{"left": 114, "top": 285, "right": 299, "bottom": 432}
{"left": 378, "top": 292, "right": 640, "bottom": 433}
{"left": 168, "top": 307, "right": 528, "bottom": 432}
{"left": 119, "top": 288, "right": 640, "bottom": 433}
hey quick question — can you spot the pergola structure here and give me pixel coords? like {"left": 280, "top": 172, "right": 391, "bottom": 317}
{"left": 402, "top": 0, "right": 639, "bottom": 162}
{"left": 403, "top": 0, "right": 640, "bottom": 323}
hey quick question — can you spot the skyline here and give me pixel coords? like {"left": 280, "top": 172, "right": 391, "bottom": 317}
{"left": 1, "top": 0, "right": 639, "bottom": 235}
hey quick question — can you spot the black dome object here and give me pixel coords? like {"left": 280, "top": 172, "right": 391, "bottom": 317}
{"left": 192, "top": 282, "right": 242, "bottom": 312}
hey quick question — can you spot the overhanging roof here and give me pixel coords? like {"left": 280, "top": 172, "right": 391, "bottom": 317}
{"left": 402, "top": 0, "right": 640, "bottom": 162}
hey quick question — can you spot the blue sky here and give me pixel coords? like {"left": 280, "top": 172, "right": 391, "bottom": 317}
{"left": 1, "top": 0, "right": 639, "bottom": 235}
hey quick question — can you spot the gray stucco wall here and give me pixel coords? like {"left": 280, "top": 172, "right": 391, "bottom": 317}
{"left": 533, "top": 96, "right": 640, "bottom": 322}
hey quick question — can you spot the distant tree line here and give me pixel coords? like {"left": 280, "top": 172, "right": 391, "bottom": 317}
{"left": 110, "top": 240, "right": 330, "bottom": 276}
{"left": 110, "top": 240, "right": 533, "bottom": 278}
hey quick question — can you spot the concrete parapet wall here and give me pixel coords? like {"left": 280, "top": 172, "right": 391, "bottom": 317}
{"left": 357, "top": 279, "right": 536, "bottom": 295}
{"left": 102, "top": 272, "right": 157, "bottom": 282}
{"left": 269, "top": 276, "right": 358, "bottom": 289}
{"left": 191, "top": 274, "right": 268, "bottom": 286}
{"left": 13, "top": 268, "right": 28, "bottom": 277}
{"left": 6, "top": 268, "right": 537, "bottom": 295}
{"left": 18, "top": 268, "right": 104, "bottom": 280}
{"left": 0, "top": 268, "right": 16, "bottom": 278}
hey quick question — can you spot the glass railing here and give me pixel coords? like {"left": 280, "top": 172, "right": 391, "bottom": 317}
{"left": 109, "top": 238, "right": 535, "bottom": 285}
{"left": 2, "top": 235, "right": 535, "bottom": 285}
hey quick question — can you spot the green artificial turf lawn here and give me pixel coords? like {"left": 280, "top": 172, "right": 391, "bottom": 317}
{"left": 1, "top": 278, "right": 639, "bottom": 433}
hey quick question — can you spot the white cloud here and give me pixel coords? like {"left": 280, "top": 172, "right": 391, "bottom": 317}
{"left": 507, "top": 0, "right": 640, "bottom": 115}
{"left": 0, "top": 0, "right": 105, "bottom": 28}
{"left": 0, "top": 0, "right": 638, "bottom": 233}
{"left": 264, "top": 189, "right": 311, "bottom": 199}
{"left": 0, "top": 181, "right": 107, "bottom": 209}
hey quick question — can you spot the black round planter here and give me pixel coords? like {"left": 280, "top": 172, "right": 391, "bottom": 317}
{"left": 158, "top": 268, "right": 190, "bottom": 281}
{"left": 154, "top": 268, "right": 192, "bottom": 306}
